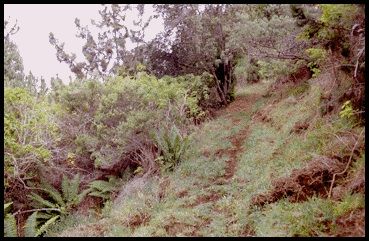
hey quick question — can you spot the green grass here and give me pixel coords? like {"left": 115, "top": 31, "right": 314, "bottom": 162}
{"left": 250, "top": 193, "right": 365, "bottom": 237}
{"left": 51, "top": 80, "right": 365, "bottom": 237}
{"left": 45, "top": 212, "right": 99, "bottom": 237}
{"left": 286, "top": 81, "right": 310, "bottom": 97}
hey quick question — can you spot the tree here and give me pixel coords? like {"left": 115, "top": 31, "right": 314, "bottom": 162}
{"left": 229, "top": 4, "right": 308, "bottom": 62}
{"left": 4, "top": 19, "right": 48, "bottom": 96}
{"left": 4, "top": 19, "right": 25, "bottom": 87}
{"left": 49, "top": 4, "right": 152, "bottom": 79}
{"left": 146, "top": 4, "right": 238, "bottom": 105}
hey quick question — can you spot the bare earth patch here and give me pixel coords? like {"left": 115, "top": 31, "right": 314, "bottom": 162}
{"left": 186, "top": 192, "right": 222, "bottom": 208}
{"left": 176, "top": 190, "right": 189, "bottom": 198}
{"left": 128, "top": 212, "right": 151, "bottom": 229}
{"left": 330, "top": 208, "right": 365, "bottom": 237}
{"left": 251, "top": 156, "right": 347, "bottom": 207}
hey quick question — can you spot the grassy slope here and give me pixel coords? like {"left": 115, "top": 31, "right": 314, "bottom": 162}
{"left": 48, "top": 77, "right": 365, "bottom": 237}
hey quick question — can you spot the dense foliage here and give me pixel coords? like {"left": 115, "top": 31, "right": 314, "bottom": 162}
{"left": 4, "top": 4, "right": 365, "bottom": 237}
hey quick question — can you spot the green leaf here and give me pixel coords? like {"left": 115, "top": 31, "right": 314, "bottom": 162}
{"left": 28, "top": 193, "right": 57, "bottom": 209}
{"left": 69, "top": 174, "right": 81, "bottom": 203}
{"left": 40, "top": 180, "right": 65, "bottom": 207}
{"left": 4, "top": 213, "right": 17, "bottom": 237}
{"left": 4, "top": 202, "right": 13, "bottom": 214}
{"left": 36, "top": 215, "right": 60, "bottom": 237}
{"left": 88, "top": 191, "right": 110, "bottom": 199}
{"left": 61, "top": 175, "right": 71, "bottom": 204}
{"left": 75, "top": 188, "right": 91, "bottom": 205}
{"left": 24, "top": 211, "right": 38, "bottom": 237}
{"left": 36, "top": 212, "right": 53, "bottom": 220}
{"left": 88, "top": 180, "right": 116, "bottom": 193}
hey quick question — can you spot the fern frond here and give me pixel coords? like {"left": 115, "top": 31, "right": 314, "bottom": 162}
{"left": 107, "top": 175, "right": 118, "bottom": 184}
{"left": 71, "top": 174, "right": 81, "bottom": 203}
{"left": 88, "top": 180, "right": 116, "bottom": 193}
{"left": 4, "top": 213, "right": 17, "bottom": 237}
{"left": 37, "top": 212, "right": 53, "bottom": 220}
{"left": 36, "top": 215, "right": 60, "bottom": 237}
{"left": 88, "top": 191, "right": 110, "bottom": 199}
{"left": 40, "top": 181, "right": 65, "bottom": 207}
{"left": 62, "top": 174, "right": 82, "bottom": 205}
{"left": 24, "top": 211, "right": 38, "bottom": 237}
{"left": 75, "top": 188, "right": 91, "bottom": 205}
{"left": 61, "top": 175, "right": 71, "bottom": 204}
{"left": 4, "top": 202, "right": 13, "bottom": 213}
{"left": 28, "top": 193, "right": 57, "bottom": 209}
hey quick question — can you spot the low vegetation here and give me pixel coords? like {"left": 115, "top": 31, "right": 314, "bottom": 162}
{"left": 4, "top": 4, "right": 365, "bottom": 237}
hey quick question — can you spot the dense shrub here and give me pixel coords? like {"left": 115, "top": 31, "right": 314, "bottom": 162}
{"left": 4, "top": 87, "right": 59, "bottom": 198}
{"left": 234, "top": 56, "right": 261, "bottom": 84}
{"left": 52, "top": 72, "right": 207, "bottom": 176}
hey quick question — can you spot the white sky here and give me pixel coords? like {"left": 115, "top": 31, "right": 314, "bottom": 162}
{"left": 4, "top": 4, "right": 164, "bottom": 86}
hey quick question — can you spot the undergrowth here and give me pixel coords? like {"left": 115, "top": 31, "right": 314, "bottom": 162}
{"left": 47, "top": 78, "right": 364, "bottom": 237}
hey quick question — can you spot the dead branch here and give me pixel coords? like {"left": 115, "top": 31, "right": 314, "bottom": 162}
{"left": 328, "top": 129, "right": 364, "bottom": 199}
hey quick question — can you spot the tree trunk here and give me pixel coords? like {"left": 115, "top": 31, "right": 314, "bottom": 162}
{"left": 215, "top": 78, "right": 228, "bottom": 105}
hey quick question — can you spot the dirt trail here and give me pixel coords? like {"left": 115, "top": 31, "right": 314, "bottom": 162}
{"left": 186, "top": 94, "right": 261, "bottom": 209}
{"left": 180, "top": 93, "right": 262, "bottom": 236}
{"left": 215, "top": 94, "right": 260, "bottom": 181}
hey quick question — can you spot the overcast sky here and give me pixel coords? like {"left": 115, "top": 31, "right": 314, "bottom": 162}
{"left": 4, "top": 4, "right": 164, "bottom": 86}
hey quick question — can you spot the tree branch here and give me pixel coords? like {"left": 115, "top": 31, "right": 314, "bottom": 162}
{"left": 328, "top": 129, "right": 364, "bottom": 199}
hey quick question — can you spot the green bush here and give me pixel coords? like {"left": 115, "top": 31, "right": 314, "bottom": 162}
{"left": 235, "top": 57, "right": 261, "bottom": 83}
{"left": 306, "top": 48, "right": 327, "bottom": 78}
{"left": 4, "top": 87, "right": 59, "bottom": 192}
{"left": 257, "top": 59, "right": 300, "bottom": 80}
{"left": 298, "top": 4, "right": 360, "bottom": 47}
{"left": 153, "top": 125, "right": 190, "bottom": 172}
{"left": 53, "top": 72, "right": 205, "bottom": 172}
{"left": 24, "top": 174, "right": 89, "bottom": 237}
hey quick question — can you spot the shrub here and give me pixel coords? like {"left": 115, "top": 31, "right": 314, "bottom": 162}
{"left": 24, "top": 174, "right": 90, "bottom": 236}
{"left": 4, "top": 87, "right": 59, "bottom": 204}
{"left": 234, "top": 57, "right": 261, "bottom": 83}
{"left": 297, "top": 4, "right": 360, "bottom": 49}
{"left": 257, "top": 59, "right": 299, "bottom": 80}
{"left": 53, "top": 72, "right": 205, "bottom": 176}
{"left": 153, "top": 125, "right": 190, "bottom": 172}
{"left": 305, "top": 48, "right": 327, "bottom": 78}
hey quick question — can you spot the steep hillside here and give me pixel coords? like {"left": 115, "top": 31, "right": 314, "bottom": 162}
{"left": 46, "top": 75, "right": 365, "bottom": 237}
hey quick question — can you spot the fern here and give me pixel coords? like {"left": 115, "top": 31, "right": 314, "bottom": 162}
{"left": 75, "top": 188, "right": 91, "bottom": 205}
{"left": 37, "top": 212, "right": 53, "bottom": 220}
{"left": 25, "top": 175, "right": 89, "bottom": 236}
{"left": 40, "top": 180, "right": 65, "bottom": 207}
{"left": 28, "top": 193, "right": 58, "bottom": 209}
{"left": 30, "top": 175, "right": 87, "bottom": 212}
{"left": 4, "top": 202, "right": 17, "bottom": 237}
{"left": 88, "top": 191, "right": 110, "bottom": 199}
{"left": 24, "top": 211, "right": 60, "bottom": 237}
{"left": 24, "top": 211, "right": 38, "bottom": 237}
{"left": 36, "top": 215, "right": 60, "bottom": 237}
{"left": 62, "top": 174, "right": 81, "bottom": 205}
{"left": 4, "top": 213, "right": 17, "bottom": 237}
{"left": 89, "top": 180, "right": 116, "bottom": 193}
{"left": 4, "top": 202, "right": 13, "bottom": 213}
{"left": 87, "top": 177, "right": 119, "bottom": 200}
{"left": 154, "top": 125, "right": 190, "bottom": 171}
